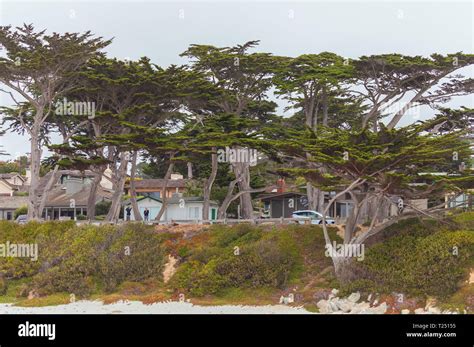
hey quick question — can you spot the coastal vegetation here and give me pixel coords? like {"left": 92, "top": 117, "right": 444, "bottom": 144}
{"left": 0, "top": 211, "right": 472, "bottom": 312}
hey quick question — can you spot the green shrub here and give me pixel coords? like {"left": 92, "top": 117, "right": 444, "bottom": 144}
{"left": 0, "top": 275, "right": 7, "bottom": 295}
{"left": 0, "top": 221, "right": 166, "bottom": 297}
{"left": 345, "top": 228, "right": 474, "bottom": 298}
{"left": 95, "top": 201, "right": 112, "bottom": 216}
{"left": 177, "top": 245, "right": 191, "bottom": 258}
{"left": 215, "top": 238, "right": 295, "bottom": 288}
{"left": 14, "top": 205, "right": 28, "bottom": 219}
{"left": 171, "top": 226, "right": 303, "bottom": 296}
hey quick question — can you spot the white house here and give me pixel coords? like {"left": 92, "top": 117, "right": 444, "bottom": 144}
{"left": 123, "top": 195, "right": 219, "bottom": 222}
{"left": 0, "top": 173, "right": 28, "bottom": 196}
{"left": 0, "top": 196, "right": 28, "bottom": 220}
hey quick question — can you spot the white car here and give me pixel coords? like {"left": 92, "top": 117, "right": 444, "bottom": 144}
{"left": 15, "top": 214, "right": 28, "bottom": 224}
{"left": 291, "top": 210, "right": 336, "bottom": 225}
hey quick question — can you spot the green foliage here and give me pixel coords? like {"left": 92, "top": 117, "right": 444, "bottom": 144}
{"left": 0, "top": 222, "right": 166, "bottom": 297}
{"left": 95, "top": 200, "right": 111, "bottom": 216}
{"left": 14, "top": 205, "right": 27, "bottom": 219}
{"left": 170, "top": 223, "right": 337, "bottom": 297}
{"left": 342, "top": 213, "right": 474, "bottom": 298}
{"left": 0, "top": 275, "right": 7, "bottom": 295}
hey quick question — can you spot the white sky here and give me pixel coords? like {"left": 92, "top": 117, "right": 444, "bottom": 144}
{"left": 0, "top": 0, "right": 473, "bottom": 158}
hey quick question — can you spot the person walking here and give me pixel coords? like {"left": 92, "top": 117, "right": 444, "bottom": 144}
{"left": 144, "top": 208, "right": 149, "bottom": 222}
{"left": 125, "top": 206, "right": 132, "bottom": 221}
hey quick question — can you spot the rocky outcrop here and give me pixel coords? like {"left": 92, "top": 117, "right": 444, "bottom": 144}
{"left": 316, "top": 291, "right": 388, "bottom": 314}
{"left": 316, "top": 290, "right": 460, "bottom": 314}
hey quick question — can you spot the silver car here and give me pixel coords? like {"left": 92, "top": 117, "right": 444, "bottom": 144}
{"left": 15, "top": 214, "right": 28, "bottom": 224}
{"left": 291, "top": 210, "right": 336, "bottom": 225}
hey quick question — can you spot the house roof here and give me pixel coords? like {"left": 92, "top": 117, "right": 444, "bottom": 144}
{"left": 44, "top": 186, "right": 112, "bottom": 207}
{"left": 0, "top": 173, "right": 26, "bottom": 181}
{"left": 0, "top": 196, "right": 28, "bottom": 209}
{"left": 126, "top": 179, "right": 188, "bottom": 189}
{"left": 123, "top": 195, "right": 218, "bottom": 206}
{"left": 167, "top": 196, "right": 218, "bottom": 205}
{"left": 0, "top": 178, "right": 16, "bottom": 189}
{"left": 37, "top": 170, "right": 92, "bottom": 193}
{"left": 258, "top": 192, "right": 307, "bottom": 201}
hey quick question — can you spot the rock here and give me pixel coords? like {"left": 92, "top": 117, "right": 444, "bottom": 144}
{"left": 367, "top": 294, "right": 372, "bottom": 301}
{"left": 401, "top": 309, "right": 410, "bottom": 314}
{"left": 349, "top": 302, "right": 370, "bottom": 314}
{"left": 372, "top": 299, "right": 379, "bottom": 306}
{"left": 414, "top": 308, "right": 426, "bottom": 314}
{"left": 347, "top": 292, "right": 361, "bottom": 303}
{"left": 428, "top": 307, "right": 441, "bottom": 314}
{"left": 27, "top": 290, "right": 39, "bottom": 300}
{"left": 371, "top": 302, "right": 387, "bottom": 314}
{"left": 313, "top": 289, "right": 331, "bottom": 302}
{"left": 336, "top": 300, "right": 353, "bottom": 313}
{"left": 425, "top": 296, "right": 437, "bottom": 311}
{"left": 329, "top": 300, "right": 339, "bottom": 312}
{"left": 349, "top": 306, "right": 362, "bottom": 314}
{"left": 317, "top": 300, "right": 332, "bottom": 313}
{"left": 331, "top": 288, "right": 339, "bottom": 296}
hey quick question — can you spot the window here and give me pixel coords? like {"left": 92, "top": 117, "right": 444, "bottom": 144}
{"left": 336, "top": 202, "right": 353, "bottom": 218}
{"left": 188, "top": 207, "right": 199, "bottom": 219}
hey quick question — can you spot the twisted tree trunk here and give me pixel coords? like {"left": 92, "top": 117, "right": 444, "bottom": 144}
{"left": 155, "top": 160, "right": 174, "bottom": 221}
{"left": 87, "top": 171, "right": 102, "bottom": 221}
{"left": 106, "top": 152, "right": 129, "bottom": 222}
{"left": 129, "top": 151, "right": 142, "bottom": 221}
{"left": 27, "top": 125, "right": 42, "bottom": 220}
{"left": 232, "top": 161, "right": 253, "bottom": 219}
{"left": 202, "top": 148, "right": 217, "bottom": 221}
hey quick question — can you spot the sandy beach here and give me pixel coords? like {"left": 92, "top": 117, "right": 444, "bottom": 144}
{"left": 0, "top": 301, "right": 312, "bottom": 314}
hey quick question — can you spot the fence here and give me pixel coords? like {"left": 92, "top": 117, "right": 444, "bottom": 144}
{"left": 80, "top": 217, "right": 341, "bottom": 226}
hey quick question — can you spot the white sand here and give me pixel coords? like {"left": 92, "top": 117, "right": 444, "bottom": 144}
{"left": 0, "top": 300, "right": 312, "bottom": 314}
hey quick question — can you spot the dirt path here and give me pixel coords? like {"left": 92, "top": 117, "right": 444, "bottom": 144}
{"left": 163, "top": 255, "right": 178, "bottom": 283}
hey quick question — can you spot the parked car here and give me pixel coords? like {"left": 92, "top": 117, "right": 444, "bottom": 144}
{"left": 291, "top": 210, "right": 336, "bottom": 225}
{"left": 15, "top": 214, "right": 28, "bottom": 224}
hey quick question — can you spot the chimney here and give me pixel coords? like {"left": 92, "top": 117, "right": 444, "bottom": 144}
{"left": 64, "top": 176, "right": 83, "bottom": 195}
{"left": 276, "top": 178, "right": 286, "bottom": 193}
{"left": 24, "top": 168, "right": 31, "bottom": 185}
{"left": 170, "top": 173, "right": 183, "bottom": 180}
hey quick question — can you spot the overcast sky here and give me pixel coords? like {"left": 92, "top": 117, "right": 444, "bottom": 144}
{"left": 0, "top": 0, "right": 473, "bottom": 158}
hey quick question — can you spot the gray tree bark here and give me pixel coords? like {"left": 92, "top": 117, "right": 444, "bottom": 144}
{"left": 129, "top": 151, "right": 142, "bottom": 221}
{"left": 27, "top": 123, "right": 42, "bottom": 220}
{"left": 187, "top": 162, "right": 193, "bottom": 179}
{"left": 106, "top": 152, "right": 129, "bottom": 222}
{"left": 232, "top": 161, "right": 254, "bottom": 219}
{"left": 202, "top": 148, "right": 217, "bottom": 221}
{"left": 87, "top": 171, "right": 102, "bottom": 221}
{"left": 155, "top": 161, "right": 174, "bottom": 221}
